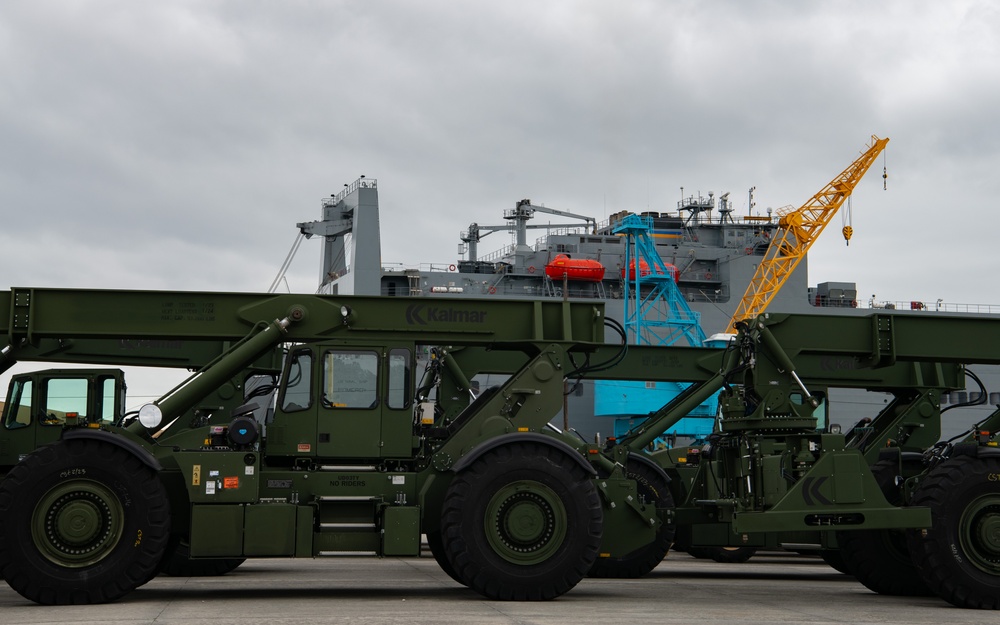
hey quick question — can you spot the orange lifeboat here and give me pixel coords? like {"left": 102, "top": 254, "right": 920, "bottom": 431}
{"left": 621, "top": 260, "right": 679, "bottom": 282}
{"left": 544, "top": 254, "right": 605, "bottom": 282}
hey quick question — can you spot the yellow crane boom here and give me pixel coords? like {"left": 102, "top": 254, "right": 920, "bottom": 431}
{"left": 728, "top": 135, "right": 889, "bottom": 331}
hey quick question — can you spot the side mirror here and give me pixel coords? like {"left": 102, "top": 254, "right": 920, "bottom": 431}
{"left": 137, "top": 404, "right": 163, "bottom": 429}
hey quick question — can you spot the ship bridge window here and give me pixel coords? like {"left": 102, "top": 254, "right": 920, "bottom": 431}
{"left": 322, "top": 349, "right": 379, "bottom": 410}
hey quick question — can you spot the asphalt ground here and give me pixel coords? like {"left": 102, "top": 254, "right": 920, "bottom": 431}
{"left": 0, "top": 550, "right": 988, "bottom": 625}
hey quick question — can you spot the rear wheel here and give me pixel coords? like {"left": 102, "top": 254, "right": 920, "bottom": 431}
{"left": 588, "top": 460, "right": 675, "bottom": 578}
{"left": 440, "top": 442, "right": 602, "bottom": 600}
{"left": 0, "top": 439, "right": 170, "bottom": 604}
{"left": 907, "top": 454, "right": 1000, "bottom": 609}
{"left": 837, "top": 458, "right": 931, "bottom": 596}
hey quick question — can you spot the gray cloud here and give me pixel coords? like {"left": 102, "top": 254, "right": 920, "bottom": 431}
{"left": 1, "top": 0, "right": 997, "bottom": 306}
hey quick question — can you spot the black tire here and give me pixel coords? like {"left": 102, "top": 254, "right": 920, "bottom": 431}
{"left": 685, "top": 546, "right": 716, "bottom": 559}
{"left": 158, "top": 540, "right": 245, "bottom": 577}
{"left": 0, "top": 439, "right": 170, "bottom": 604}
{"left": 906, "top": 454, "right": 1000, "bottom": 609}
{"left": 440, "top": 442, "right": 602, "bottom": 600}
{"left": 684, "top": 545, "right": 755, "bottom": 562}
{"left": 426, "top": 530, "right": 466, "bottom": 587}
{"left": 820, "top": 549, "right": 852, "bottom": 575}
{"left": 837, "top": 458, "right": 931, "bottom": 596}
{"left": 588, "top": 460, "right": 675, "bottom": 578}
{"left": 711, "top": 546, "right": 757, "bottom": 564}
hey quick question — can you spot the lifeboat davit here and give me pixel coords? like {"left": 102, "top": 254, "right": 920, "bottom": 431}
{"left": 621, "top": 259, "right": 679, "bottom": 282}
{"left": 544, "top": 254, "right": 605, "bottom": 282}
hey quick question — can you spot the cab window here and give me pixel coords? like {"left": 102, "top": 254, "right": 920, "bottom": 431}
{"left": 2, "top": 379, "right": 32, "bottom": 429}
{"left": 322, "top": 350, "right": 378, "bottom": 409}
{"left": 386, "top": 348, "right": 411, "bottom": 409}
{"left": 42, "top": 378, "right": 88, "bottom": 425}
{"left": 280, "top": 349, "right": 314, "bottom": 412}
{"left": 791, "top": 391, "right": 827, "bottom": 430}
{"left": 99, "top": 376, "right": 118, "bottom": 423}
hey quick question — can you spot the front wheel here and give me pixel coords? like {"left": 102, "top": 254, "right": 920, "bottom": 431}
{"left": 440, "top": 441, "right": 602, "bottom": 600}
{"left": 588, "top": 460, "right": 675, "bottom": 578}
{"left": 0, "top": 438, "right": 170, "bottom": 605}
{"left": 907, "top": 454, "right": 1000, "bottom": 609}
{"left": 425, "top": 530, "right": 466, "bottom": 587}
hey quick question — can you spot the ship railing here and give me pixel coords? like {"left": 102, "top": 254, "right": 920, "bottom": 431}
{"left": 381, "top": 262, "right": 462, "bottom": 274}
{"left": 493, "top": 280, "right": 606, "bottom": 300}
{"left": 323, "top": 177, "right": 377, "bottom": 206}
{"left": 531, "top": 227, "right": 594, "bottom": 249}
{"left": 478, "top": 245, "right": 515, "bottom": 263}
{"left": 865, "top": 300, "right": 1000, "bottom": 314}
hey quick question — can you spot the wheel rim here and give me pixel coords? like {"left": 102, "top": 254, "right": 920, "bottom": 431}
{"left": 959, "top": 495, "right": 1000, "bottom": 575}
{"left": 484, "top": 480, "right": 567, "bottom": 565}
{"left": 31, "top": 479, "right": 125, "bottom": 568}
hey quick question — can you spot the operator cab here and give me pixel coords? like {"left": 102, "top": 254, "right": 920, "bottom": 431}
{"left": 1, "top": 369, "right": 125, "bottom": 470}
{"left": 266, "top": 342, "right": 414, "bottom": 460}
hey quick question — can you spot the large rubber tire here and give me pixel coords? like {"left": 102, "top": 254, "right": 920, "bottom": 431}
{"left": 158, "top": 540, "right": 245, "bottom": 577}
{"left": 820, "top": 549, "right": 852, "bottom": 575}
{"left": 685, "top": 546, "right": 717, "bottom": 559}
{"left": 588, "top": 460, "right": 675, "bottom": 578}
{"left": 684, "top": 545, "right": 756, "bottom": 563}
{"left": 0, "top": 439, "right": 170, "bottom": 604}
{"left": 906, "top": 454, "right": 1000, "bottom": 609}
{"left": 837, "top": 458, "right": 931, "bottom": 596}
{"left": 440, "top": 442, "right": 602, "bottom": 600}
{"left": 426, "top": 530, "right": 466, "bottom": 587}
{"left": 711, "top": 546, "right": 757, "bottom": 564}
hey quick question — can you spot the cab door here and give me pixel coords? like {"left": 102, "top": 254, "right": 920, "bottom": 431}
{"left": 315, "top": 345, "right": 414, "bottom": 459}
{"left": 316, "top": 348, "right": 383, "bottom": 459}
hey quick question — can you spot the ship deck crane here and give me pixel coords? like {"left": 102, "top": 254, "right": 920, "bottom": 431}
{"left": 461, "top": 199, "right": 596, "bottom": 264}
{"left": 727, "top": 135, "right": 889, "bottom": 331}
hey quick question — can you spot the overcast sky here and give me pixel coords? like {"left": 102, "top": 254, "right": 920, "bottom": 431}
{"left": 3, "top": 1, "right": 1000, "bottom": 399}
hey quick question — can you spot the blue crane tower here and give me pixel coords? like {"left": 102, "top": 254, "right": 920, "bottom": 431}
{"left": 616, "top": 214, "right": 706, "bottom": 346}
{"left": 594, "top": 213, "right": 719, "bottom": 445}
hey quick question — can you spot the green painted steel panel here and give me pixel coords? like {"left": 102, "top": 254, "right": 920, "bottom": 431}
{"left": 244, "top": 504, "right": 297, "bottom": 556}
{"left": 190, "top": 504, "right": 244, "bottom": 557}
{"left": 832, "top": 454, "right": 864, "bottom": 504}
{"left": 382, "top": 506, "right": 421, "bottom": 556}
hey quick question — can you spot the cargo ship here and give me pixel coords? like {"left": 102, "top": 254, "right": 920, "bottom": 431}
{"left": 293, "top": 176, "right": 1000, "bottom": 442}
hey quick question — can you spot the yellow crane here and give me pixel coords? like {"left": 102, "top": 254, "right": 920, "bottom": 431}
{"left": 728, "top": 135, "right": 889, "bottom": 331}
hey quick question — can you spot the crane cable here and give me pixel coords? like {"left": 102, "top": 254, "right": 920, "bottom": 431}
{"left": 842, "top": 143, "right": 889, "bottom": 245}
{"left": 842, "top": 196, "right": 853, "bottom": 245}
{"left": 883, "top": 148, "right": 888, "bottom": 190}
